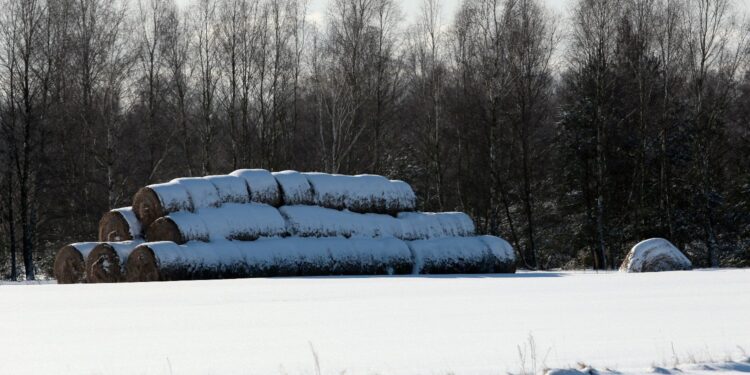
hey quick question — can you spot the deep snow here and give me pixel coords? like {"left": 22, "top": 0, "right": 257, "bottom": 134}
{"left": 0, "top": 269, "right": 748, "bottom": 375}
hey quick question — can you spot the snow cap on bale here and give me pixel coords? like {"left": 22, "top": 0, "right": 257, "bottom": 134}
{"left": 620, "top": 238, "right": 692, "bottom": 272}
{"left": 407, "top": 236, "right": 517, "bottom": 275}
{"left": 171, "top": 177, "right": 221, "bottom": 209}
{"left": 230, "top": 169, "right": 282, "bottom": 206}
{"left": 133, "top": 181, "right": 194, "bottom": 228}
{"left": 279, "top": 205, "right": 403, "bottom": 239}
{"left": 273, "top": 170, "right": 314, "bottom": 205}
{"left": 98, "top": 207, "right": 142, "bottom": 242}
{"left": 147, "top": 203, "right": 287, "bottom": 244}
{"left": 302, "top": 173, "right": 417, "bottom": 214}
{"left": 85, "top": 240, "right": 143, "bottom": 283}
{"left": 53, "top": 242, "right": 99, "bottom": 284}
{"left": 204, "top": 175, "right": 251, "bottom": 204}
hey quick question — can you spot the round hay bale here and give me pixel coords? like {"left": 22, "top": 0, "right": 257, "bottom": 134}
{"left": 171, "top": 177, "right": 221, "bottom": 209}
{"left": 98, "top": 207, "right": 142, "bottom": 241}
{"left": 146, "top": 217, "right": 188, "bottom": 244}
{"left": 53, "top": 243, "right": 98, "bottom": 284}
{"left": 85, "top": 244, "right": 122, "bottom": 283}
{"left": 85, "top": 241, "right": 143, "bottom": 283}
{"left": 408, "top": 236, "right": 517, "bottom": 275}
{"left": 133, "top": 182, "right": 194, "bottom": 229}
{"left": 620, "top": 238, "right": 692, "bottom": 272}
{"left": 126, "top": 245, "right": 160, "bottom": 282}
{"left": 230, "top": 169, "right": 282, "bottom": 206}
{"left": 204, "top": 175, "right": 251, "bottom": 204}
{"left": 303, "top": 173, "right": 417, "bottom": 214}
{"left": 272, "top": 170, "right": 314, "bottom": 206}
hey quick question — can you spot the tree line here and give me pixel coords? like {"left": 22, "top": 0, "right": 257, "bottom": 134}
{"left": 0, "top": 0, "right": 748, "bottom": 280}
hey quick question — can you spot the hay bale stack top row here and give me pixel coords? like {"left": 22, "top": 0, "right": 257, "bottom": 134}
{"left": 132, "top": 169, "right": 416, "bottom": 229}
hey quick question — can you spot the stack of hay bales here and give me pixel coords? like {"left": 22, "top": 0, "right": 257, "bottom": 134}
{"left": 54, "top": 169, "right": 517, "bottom": 283}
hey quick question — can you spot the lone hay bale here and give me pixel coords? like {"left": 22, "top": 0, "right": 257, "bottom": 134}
{"left": 133, "top": 181, "right": 194, "bottom": 228}
{"left": 126, "top": 237, "right": 414, "bottom": 282}
{"left": 303, "top": 173, "right": 417, "bottom": 214}
{"left": 146, "top": 203, "right": 287, "bottom": 244}
{"left": 408, "top": 236, "right": 516, "bottom": 274}
{"left": 230, "top": 169, "right": 282, "bottom": 206}
{"left": 98, "top": 207, "right": 142, "bottom": 241}
{"left": 620, "top": 238, "right": 692, "bottom": 272}
{"left": 85, "top": 241, "right": 143, "bottom": 283}
{"left": 53, "top": 242, "right": 99, "bottom": 284}
{"left": 272, "top": 170, "right": 314, "bottom": 205}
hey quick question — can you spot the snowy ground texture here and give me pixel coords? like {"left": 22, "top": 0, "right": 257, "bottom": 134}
{"left": 0, "top": 269, "right": 748, "bottom": 375}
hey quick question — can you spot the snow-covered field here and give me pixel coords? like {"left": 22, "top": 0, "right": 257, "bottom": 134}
{"left": 0, "top": 269, "right": 748, "bottom": 375}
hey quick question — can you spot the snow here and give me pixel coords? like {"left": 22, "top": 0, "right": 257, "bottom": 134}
{"left": 165, "top": 203, "right": 287, "bottom": 242}
{"left": 171, "top": 177, "right": 222, "bottom": 209}
{"left": 621, "top": 238, "right": 692, "bottom": 272}
{"left": 303, "top": 172, "right": 417, "bottom": 212}
{"left": 1, "top": 269, "right": 748, "bottom": 374}
{"left": 230, "top": 168, "right": 281, "bottom": 206}
{"left": 204, "top": 175, "right": 251, "bottom": 204}
{"left": 398, "top": 211, "right": 476, "bottom": 240}
{"left": 112, "top": 207, "right": 142, "bottom": 238}
{"left": 148, "top": 181, "right": 194, "bottom": 213}
{"left": 273, "top": 170, "right": 315, "bottom": 205}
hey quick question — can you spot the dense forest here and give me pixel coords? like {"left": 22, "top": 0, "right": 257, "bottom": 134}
{"left": 0, "top": 0, "right": 748, "bottom": 280}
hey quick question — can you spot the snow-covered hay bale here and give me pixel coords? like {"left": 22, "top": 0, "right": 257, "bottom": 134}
{"left": 98, "top": 207, "right": 142, "bottom": 242}
{"left": 620, "top": 238, "right": 692, "bottom": 272}
{"left": 303, "top": 173, "right": 417, "bottom": 214}
{"left": 171, "top": 177, "right": 221, "bottom": 209}
{"left": 408, "top": 236, "right": 516, "bottom": 274}
{"left": 273, "top": 170, "right": 314, "bottom": 206}
{"left": 146, "top": 203, "right": 287, "bottom": 244}
{"left": 53, "top": 242, "right": 98, "bottom": 284}
{"left": 126, "top": 238, "right": 413, "bottom": 282}
{"left": 279, "top": 205, "right": 403, "bottom": 238}
{"left": 230, "top": 169, "right": 281, "bottom": 206}
{"left": 127, "top": 241, "right": 249, "bottom": 282}
{"left": 85, "top": 241, "right": 143, "bottom": 283}
{"left": 133, "top": 181, "right": 194, "bottom": 229}
{"left": 398, "top": 212, "right": 476, "bottom": 240}
{"left": 326, "top": 238, "right": 413, "bottom": 275}
{"left": 204, "top": 175, "right": 251, "bottom": 204}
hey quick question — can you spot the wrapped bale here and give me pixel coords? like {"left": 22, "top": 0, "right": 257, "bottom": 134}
{"left": 204, "top": 175, "right": 251, "bottom": 204}
{"left": 126, "top": 237, "right": 414, "bottom": 282}
{"left": 53, "top": 242, "right": 99, "bottom": 284}
{"left": 98, "top": 207, "right": 142, "bottom": 242}
{"left": 620, "top": 238, "right": 692, "bottom": 272}
{"left": 147, "top": 203, "right": 287, "bottom": 244}
{"left": 273, "top": 170, "right": 314, "bottom": 205}
{"left": 85, "top": 240, "right": 144, "bottom": 283}
{"left": 398, "top": 212, "right": 476, "bottom": 241}
{"left": 230, "top": 169, "right": 282, "bottom": 206}
{"left": 133, "top": 181, "right": 194, "bottom": 228}
{"left": 303, "top": 173, "right": 417, "bottom": 214}
{"left": 279, "top": 205, "right": 403, "bottom": 238}
{"left": 408, "top": 236, "right": 516, "bottom": 274}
